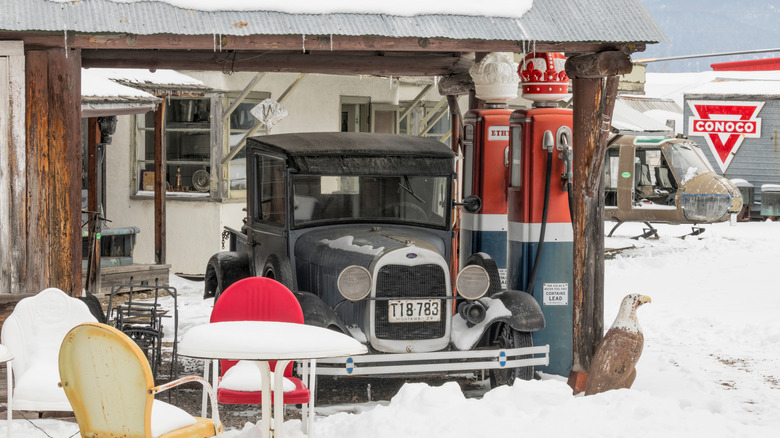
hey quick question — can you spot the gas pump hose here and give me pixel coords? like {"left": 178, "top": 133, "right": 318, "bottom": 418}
{"left": 526, "top": 147, "right": 553, "bottom": 295}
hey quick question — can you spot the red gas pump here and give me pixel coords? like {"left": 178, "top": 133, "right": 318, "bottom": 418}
{"left": 460, "top": 107, "right": 513, "bottom": 291}
{"left": 507, "top": 52, "right": 574, "bottom": 377}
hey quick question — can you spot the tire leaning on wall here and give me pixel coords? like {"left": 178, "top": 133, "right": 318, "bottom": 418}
{"left": 203, "top": 252, "right": 252, "bottom": 301}
{"left": 262, "top": 254, "right": 297, "bottom": 291}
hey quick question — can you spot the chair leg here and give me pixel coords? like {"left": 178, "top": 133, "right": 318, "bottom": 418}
{"left": 7, "top": 363, "right": 12, "bottom": 438}
{"left": 308, "top": 359, "right": 317, "bottom": 437}
{"left": 301, "top": 361, "right": 308, "bottom": 434}
{"left": 201, "top": 359, "right": 210, "bottom": 418}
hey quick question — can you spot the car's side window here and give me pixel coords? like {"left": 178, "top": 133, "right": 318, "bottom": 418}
{"left": 256, "top": 155, "right": 286, "bottom": 225}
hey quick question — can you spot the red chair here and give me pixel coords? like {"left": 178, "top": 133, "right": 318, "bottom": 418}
{"left": 209, "top": 277, "right": 310, "bottom": 406}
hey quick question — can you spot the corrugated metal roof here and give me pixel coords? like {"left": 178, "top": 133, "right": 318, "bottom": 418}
{"left": 612, "top": 99, "right": 673, "bottom": 135}
{"left": 619, "top": 96, "right": 682, "bottom": 114}
{"left": 0, "top": 0, "right": 666, "bottom": 44}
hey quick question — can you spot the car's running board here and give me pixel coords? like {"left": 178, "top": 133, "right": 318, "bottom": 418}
{"left": 314, "top": 345, "right": 550, "bottom": 376}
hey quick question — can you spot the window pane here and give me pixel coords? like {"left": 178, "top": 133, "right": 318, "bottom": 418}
{"left": 292, "top": 174, "right": 449, "bottom": 229}
{"left": 230, "top": 102, "right": 257, "bottom": 131}
{"left": 136, "top": 97, "right": 212, "bottom": 194}
{"left": 258, "top": 156, "right": 286, "bottom": 225}
{"left": 374, "top": 110, "right": 397, "bottom": 134}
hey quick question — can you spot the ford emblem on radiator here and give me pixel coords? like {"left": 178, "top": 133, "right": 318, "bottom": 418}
{"left": 406, "top": 253, "right": 417, "bottom": 259}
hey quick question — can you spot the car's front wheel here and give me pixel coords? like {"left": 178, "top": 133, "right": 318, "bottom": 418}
{"left": 489, "top": 322, "right": 534, "bottom": 387}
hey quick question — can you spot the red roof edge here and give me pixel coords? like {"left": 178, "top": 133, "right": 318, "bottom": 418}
{"left": 711, "top": 57, "right": 780, "bottom": 71}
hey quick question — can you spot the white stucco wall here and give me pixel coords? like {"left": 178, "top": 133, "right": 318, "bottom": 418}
{"left": 183, "top": 71, "right": 409, "bottom": 134}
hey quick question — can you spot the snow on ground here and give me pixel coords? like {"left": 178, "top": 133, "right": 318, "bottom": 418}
{"left": 3, "top": 220, "right": 778, "bottom": 437}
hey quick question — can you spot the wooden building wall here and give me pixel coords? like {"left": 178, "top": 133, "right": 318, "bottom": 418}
{"left": 0, "top": 42, "right": 26, "bottom": 297}
{"left": 0, "top": 46, "right": 82, "bottom": 303}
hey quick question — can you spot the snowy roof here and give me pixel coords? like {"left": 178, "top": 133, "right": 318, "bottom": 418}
{"left": 1, "top": 0, "right": 666, "bottom": 45}
{"left": 80, "top": 68, "right": 207, "bottom": 117}
{"left": 685, "top": 78, "right": 780, "bottom": 97}
{"left": 644, "top": 71, "right": 780, "bottom": 107}
{"left": 612, "top": 99, "right": 673, "bottom": 136}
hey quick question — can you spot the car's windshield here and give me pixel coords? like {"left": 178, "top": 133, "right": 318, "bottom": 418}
{"left": 666, "top": 143, "right": 713, "bottom": 184}
{"left": 291, "top": 174, "right": 450, "bottom": 228}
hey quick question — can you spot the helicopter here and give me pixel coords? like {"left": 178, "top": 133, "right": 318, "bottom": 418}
{"left": 603, "top": 135, "right": 743, "bottom": 239}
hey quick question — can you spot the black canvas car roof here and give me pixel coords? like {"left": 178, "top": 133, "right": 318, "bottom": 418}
{"left": 247, "top": 132, "right": 455, "bottom": 176}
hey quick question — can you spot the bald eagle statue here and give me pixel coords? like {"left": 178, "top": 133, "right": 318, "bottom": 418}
{"left": 584, "top": 293, "right": 651, "bottom": 396}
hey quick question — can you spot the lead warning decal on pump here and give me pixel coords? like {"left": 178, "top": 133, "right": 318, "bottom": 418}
{"left": 543, "top": 283, "right": 568, "bottom": 306}
{"left": 687, "top": 100, "right": 764, "bottom": 172}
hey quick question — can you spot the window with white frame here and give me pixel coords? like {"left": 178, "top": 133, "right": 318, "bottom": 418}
{"left": 133, "top": 91, "right": 269, "bottom": 199}
{"left": 135, "top": 96, "right": 212, "bottom": 195}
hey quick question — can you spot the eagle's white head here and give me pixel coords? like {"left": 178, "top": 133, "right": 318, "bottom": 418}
{"left": 610, "top": 293, "right": 651, "bottom": 333}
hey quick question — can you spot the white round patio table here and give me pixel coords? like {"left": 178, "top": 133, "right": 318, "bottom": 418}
{"left": 179, "top": 321, "right": 367, "bottom": 438}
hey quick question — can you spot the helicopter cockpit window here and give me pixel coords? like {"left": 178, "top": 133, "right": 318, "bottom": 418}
{"left": 634, "top": 149, "right": 676, "bottom": 206}
{"left": 604, "top": 149, "right": 620, "bottom": 207}
{"left": 666, "top": 143, "right": 711, "bottom": 184}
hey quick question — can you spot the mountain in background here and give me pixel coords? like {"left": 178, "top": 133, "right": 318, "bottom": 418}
{"left": 639, "top": 0, "right": 780, "bottom": 72}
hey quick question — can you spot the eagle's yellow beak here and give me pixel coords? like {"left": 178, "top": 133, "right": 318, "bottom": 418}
{"left": 640, "top": 295, "right": 652, "bottom": 304}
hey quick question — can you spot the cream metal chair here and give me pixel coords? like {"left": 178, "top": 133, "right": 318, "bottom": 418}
{"left": 58, "top": 322, "right": 223, "bottom": 438}
{"left": 0, "top": 287, "right": 97, "bottom": 422}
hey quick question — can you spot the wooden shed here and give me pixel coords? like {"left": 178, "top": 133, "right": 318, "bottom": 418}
{"left": 0, "top": 0, "right": 665, "bottom": 387}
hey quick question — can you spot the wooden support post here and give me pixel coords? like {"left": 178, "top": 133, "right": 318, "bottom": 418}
{"left": 48, "top": 48, "right": 82, "bottom": 296}
{"left": 1, "top": 42, "right": 26, "bottom": 297}
{"left": 446, "top": 94, "right": 463, "bottom": 285}
{"left": 24, "top": 48, "right": 82, "bottom": 296}
{"left": 85, "top": 118, "right": 102, "bottom": 296}
{"left": 565, "top": 51, "right": 630, "bottom": 393}
{"left": 24, "top": 50, "right": 47, "bottom": 294}
{"left": 154, "top": 99, "right": 167, "bottom": 265}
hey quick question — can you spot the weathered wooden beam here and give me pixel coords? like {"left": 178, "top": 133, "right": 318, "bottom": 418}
{"left": 81, "top": 50, "right": 475, "bottom": 76}
{"left": 565, "top": 51, "right": 633, "bottom": 79}
{"left": 154, "top": 100, "right": 167, "bottom": 265}
{"left": 47, "top": 48, "right": 83, "bottom": 296}
{"left": 566, "top": 51, "right": 627, "bottom": 393}
{"left": 2, "top": 32, "right": 642, "bottom": 55}
{"left": 24, "top": 50, "right": 48, "bottom": 294}
{"left": 1, "top": 41, "right": 26, "bottom": 296}
{"left": 438, "top": 73, "right": 473, "bottom": 96}
{"left": 85, "top": 118, "right": 101, "bottom": 296}
{"left": 446, "top": 94, "right": 463, "bottom": 286}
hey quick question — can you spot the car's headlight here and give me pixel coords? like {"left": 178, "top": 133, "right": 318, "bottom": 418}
{"left": 337, "top": 265, "right": 372, "bottom": 301}
{"left": 456, "top": 265, "right": 490, "bottom": 300}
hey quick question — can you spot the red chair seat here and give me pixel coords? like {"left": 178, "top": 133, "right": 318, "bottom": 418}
{"left": 217, "top": 375, "right": 310, "bottom": 405}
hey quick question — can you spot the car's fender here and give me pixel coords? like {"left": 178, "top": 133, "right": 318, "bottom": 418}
{"left": 294, "top": 290, "right": 352, "bottom": 336}
{"left": 452, "top": 290, "right": 545, "bottom": 351}
{"left": 491, "top": 290, "right": 546, "bottom": 332}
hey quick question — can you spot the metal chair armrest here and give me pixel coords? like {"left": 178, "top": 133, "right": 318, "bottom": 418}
{"left": 153, "top": 375, "right": 224, "bottom": 438}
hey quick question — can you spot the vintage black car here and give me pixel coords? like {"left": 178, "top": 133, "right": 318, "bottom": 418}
{"left": 204, "top": 132, "right": 547, "bottom": 385}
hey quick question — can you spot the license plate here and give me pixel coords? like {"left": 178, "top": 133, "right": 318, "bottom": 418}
{"left": 388, "top": 299, "right": 441, "bottom": 323}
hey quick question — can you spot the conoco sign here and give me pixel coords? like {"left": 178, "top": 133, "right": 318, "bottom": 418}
{"left": 687, "top": 100, "right": 764, "bottom": 172}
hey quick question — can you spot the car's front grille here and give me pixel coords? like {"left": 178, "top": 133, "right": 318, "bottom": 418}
{"left": 374, "top": 264, "right": 447, "bottom": 340}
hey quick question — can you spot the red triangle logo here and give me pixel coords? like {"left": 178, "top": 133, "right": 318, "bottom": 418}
{"left": 693, "top": 104, "right": 756, "bottom": 164}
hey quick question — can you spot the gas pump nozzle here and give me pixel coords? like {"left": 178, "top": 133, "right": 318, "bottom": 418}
{"left": 542, "top": 130, "right": 555, "bottom": 152}
{"left": 556, "top": 127, "right": 574, "bottom": 191}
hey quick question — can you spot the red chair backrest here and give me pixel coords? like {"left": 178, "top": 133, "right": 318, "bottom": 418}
{"left": 210, "top": 277, "right": 304, "bottom": 376}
